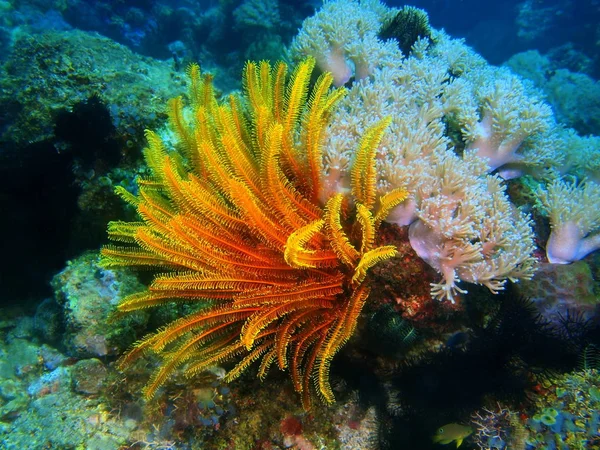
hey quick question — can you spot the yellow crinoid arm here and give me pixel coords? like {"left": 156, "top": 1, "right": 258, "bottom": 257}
{"left": 282, "top": 58, "right": 314, "bottom": 140}
{"left": 324, "top": 194, "right": 360, "bottom": 267}
{"left": 280, "top": 58, "right": 315, "bottom": 181}
{"left": 105, "top": 221, "right": 144, "bottom": 244}
{"left": 315, "top": 284, "right": 371, "bottom": 404}
{"left": 356, "top": 203, "right": 375, "bottom": 254}
{"left": 100, "top": 245, "right": 180, "bottom": 269}
{"left": 222, "top": 340, "right": 272, "bottom": 383}
{"left": 186, "top": 63, "right": 202, "bottom": 105}
{"left": 244, "top": 60, "right": 273, "bottom": 119}
{"left": 301, "top": 71, "right": 347, "bottom": 202}
{"left": 142, "top": 129, "right": 168, "bottom": 180}
{"left": 351, "top": 117, "right": 392, "bottom": 210}
{"left": 227, "top": 177, "right": 289, "bottom": 250}
{"left": 284, "top": 219, "right": 337, "bottom": 269}
{"left": 284, "top": 219, "right": 323, "bottom": 268}
{"left": 186, "top": 63, "right": 217, "bottom": 113}
{"left": 272, "top": 61, "right": 287, "bottom": 122}
{"left": 183, "top": 333, "right": 245, "bottom": 380}
{"left": 216, "top": 104, "right": 260, "bottom": 193}
{"left": 374, "top": 187, "right": 409, "bottom": 230}
{"left": 167, "top": 97, "right": 196, "bottom": 165}
{"left": 113, "top": 185, "right": 139, "bottom": 208}
{"left": 143, "top": 320, "right": 238, "bottom": 399}
{"left": 352, "top": 245, "right": 398, "bottom": 285}
{"left": 263, "top": 124, "right": 321, "bottom": 230}
{"left": 274, "top": 309, "right": 322, "bottom": 370}
{"left": 240, "top": 296, "right": 336, "bottom": 350}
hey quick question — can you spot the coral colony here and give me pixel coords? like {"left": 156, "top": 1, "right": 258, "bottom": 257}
{"left": 102, "top": 0, "right": 599, "bottom": 410}
{"left": 1, "top": 0, "right": 600, "bottom": 448}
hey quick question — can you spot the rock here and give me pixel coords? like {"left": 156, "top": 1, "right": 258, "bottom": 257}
{"left": 33, "top": 298, "right": 65, "bottom": 344}
{"left": 70, "top": 359, "right": 108, "bottom": 395}
{"left": 51, "top": 251, "right": 147, "bottom": 358}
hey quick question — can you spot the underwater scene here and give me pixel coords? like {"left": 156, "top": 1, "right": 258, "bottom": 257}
{"left": 0, "top": 0, "right": 599, "bottom": 449}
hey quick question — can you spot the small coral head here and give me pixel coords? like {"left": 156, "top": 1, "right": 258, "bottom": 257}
{"left": 280, "top": 415, "right": 303, "bottom": 436}
{"left": 101, "top": 58, "right": 408, "bottom": 409}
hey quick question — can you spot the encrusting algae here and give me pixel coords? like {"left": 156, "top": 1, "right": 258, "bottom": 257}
{"left": 100, "top": 58, "right": 408, "bottom": 409}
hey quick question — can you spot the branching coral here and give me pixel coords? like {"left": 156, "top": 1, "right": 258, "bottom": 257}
{"left": 537, "top": 179, "right": 600, "bottom": 264}
{"left": 101, "top": 58, "right": 407, "bottom": 408}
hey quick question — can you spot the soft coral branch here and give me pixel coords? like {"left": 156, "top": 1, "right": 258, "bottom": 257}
{"left": 538, "top": 179, "right": 600, "bottom": 264}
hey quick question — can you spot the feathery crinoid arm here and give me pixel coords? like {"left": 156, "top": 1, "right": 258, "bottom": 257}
{"left": 351, "top": 117, "right": 392, "bottom": 210}
{"left": 315, "top": 284, "right": 370, "bottom": 404}
{"left": 101, "top": 58, "right": 409, "bottom": 408}
{"left": 301, "top": 71, "right": 347, "bottom": 202}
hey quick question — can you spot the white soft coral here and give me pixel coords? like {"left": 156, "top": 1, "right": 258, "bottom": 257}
{"left": 445, "top": 66, "right": 558, "bottom": 178}
{"left": 315, "top": 19, "right": 540, "bottom": 301}
{"left": 538, "top": 179, "right": 600, "bottom": 263}
{"left": 406, "top": 153, "right": 536, "bottom": 301}
{"left": 290, "top": 0, "right": 399, "bottom": 86}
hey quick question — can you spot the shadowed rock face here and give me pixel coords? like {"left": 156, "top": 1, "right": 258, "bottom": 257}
{"left": 0, "top": 95, "right": 124, "bottom": 305}
{"left": 0, "top": 139, "right": 79, "bottom": 305}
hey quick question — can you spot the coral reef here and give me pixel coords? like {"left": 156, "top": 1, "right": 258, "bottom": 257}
{"left": 0, "top": 308, "right": 136, "bottom": 449}
{"left": 505, "top": 50, "right": 600, "bottom": 136}
{"left": 233, "top": 0, "right": 280, "bottom": 31}
{"left": 524, "top": 369, "right": 600, "bottom": 449}
{"left": 544, "top": 69, "right": 600, "bottom": 136}
{"left": 1, "top": 1, "right": 599, "bottom": 448}
{"left": 516, "top": 0, "right": 567, "bottom": 42}
{"left": 0, "top": 0, "right": 311, "bottom": 92}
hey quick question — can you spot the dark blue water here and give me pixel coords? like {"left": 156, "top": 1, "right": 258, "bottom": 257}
{"left": 396, "top": 0, "right": 599, "bottom": 74}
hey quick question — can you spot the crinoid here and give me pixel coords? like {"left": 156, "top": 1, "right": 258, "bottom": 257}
{"left": 101, "top": 58, "right": 408, "bottom": 408}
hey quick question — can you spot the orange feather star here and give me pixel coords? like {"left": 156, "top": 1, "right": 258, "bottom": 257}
{"left": 101, "top": 58, "right": 408, "bottom": 409}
